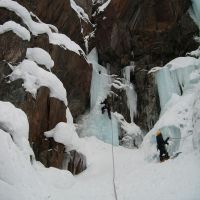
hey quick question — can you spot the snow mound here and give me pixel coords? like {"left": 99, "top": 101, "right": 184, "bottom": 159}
{"left": 0, "top": 101, "right": 32, "bottom": 155}
{"left": 187, "top": 47, "right": 200, "bottom": 59}
{"left": 0, "top": 127, "right": 74, "bottom": 200}
{"left": 26, "top": 47, "right": 54, "bottom": 71}
{"left": 0, "top": 21, "right": 30, "bottom": 41}
{"left": 0, "top": 0, "right": 85, "bottom": 56}
{"left": 34, "top": 163, "right": 74, "bottom": 189}
{"left": 9, "top": 59, "right": 68, "bottom": 106}
{"left": 44, "top": 122, "right": 80, "bottom": 150}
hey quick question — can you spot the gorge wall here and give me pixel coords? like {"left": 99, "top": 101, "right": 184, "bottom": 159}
{"left": 0, "top": 0, "right": 198, "bottom": 172}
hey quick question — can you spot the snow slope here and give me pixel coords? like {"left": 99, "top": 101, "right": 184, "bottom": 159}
{"left": 65, "top": 137, "right": 200, "bottom": 200}
{"left": 1, "top": 129, "right": 199, "bottom": 200}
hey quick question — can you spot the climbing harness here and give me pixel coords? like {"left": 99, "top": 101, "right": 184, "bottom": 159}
{"left": 110, "top": 116, "right": 119, "bottom": 200}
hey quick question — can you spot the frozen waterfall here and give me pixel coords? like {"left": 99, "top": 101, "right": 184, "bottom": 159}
{"left": 190, "top": 0, "right": 200, "bottom": 29}
{"left": 79, "top": 48, "right": 119, "bottom": 145}
{"left": 143, "top": 56, "right": 200, "bottom": 158}
{"left": 122, "top": 64, "right": 137, "bottom": 123}
{"left": 156, "top": 57, "right": 200, "bottom": 111}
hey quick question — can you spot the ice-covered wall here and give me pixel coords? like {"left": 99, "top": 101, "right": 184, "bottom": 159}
{"left": 189, "top": 0, "right": 200, "bottom": 29}
{"left": 79, "top": 48, "right": 119, "bottom": 145}
{"left": 143, "top": 56, "right": 200, "bottom": 159}
{"left": 88, "top": 48, "right": 110, "bottom": 109}
{"left": 156, "top": 57, "right": 200, "bottom": 111}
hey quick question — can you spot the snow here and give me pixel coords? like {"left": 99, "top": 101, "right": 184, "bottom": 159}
{"left": 9, "top": 59, "right": 68, "bottom": 106}
{"left": 148, "top": 66, "right": 162, "bottom": 74}
{"left": 0, "top": 101, "right": 32, "bottom": 155}
{"left": 1, "top": 125, "right": 200, "bottom": 200}
{"left": 0, "top": 0, "right": 85, "bottom": 56}
{"left": 166, "top": 57, "right": 200, "bottom": 71}
{"left": 114, "top": 112, "right": 141, "bottom": 137}
{"left": 0, "top": 21, "right": 30, "bottom": 41}
{"left": 0, "top": 128, "right": 74, "bottom": 200}
{"left": 49, "top": 32, "right": 84, "bottom": 56}
{"left": 114, "top": 112, "right": 142, "bottom": 148}
{"left": 1, "top": 1, "right": 200, "bottom": 200}
{"left": 70, "top": 0, "right": 91, "bottom": 23}
{"left": 187, "top": 47, "right": 200, "bottom": 58}
{"left": 0, "top": 100, "right": 200, "bottom": 200}
{"left": 95, "top": 0, "right": 111, "bottom": 14}
{"left": 84, "top": 31, "right": 95, "bottom": 54}
{"left": 44, "top": 122, "right": 80, "bottom": 150}
{"left": 66, "top": 107, "right": 74, "bottom": 124}
{"left": 26, "top": 48, "right": 54, "bottom": 71}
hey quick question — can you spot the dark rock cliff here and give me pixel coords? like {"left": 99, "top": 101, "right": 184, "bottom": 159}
{"left": 95, "top": 0, "right": 198, "bottom": 132}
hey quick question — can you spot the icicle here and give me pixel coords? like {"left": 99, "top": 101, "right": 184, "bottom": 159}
{"left": 122, "top": 64, "right": 137, "bottom": 122}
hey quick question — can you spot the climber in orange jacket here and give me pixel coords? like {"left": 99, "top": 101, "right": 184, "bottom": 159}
{"left": 156, "top": 130, "right": 169, "bottom": 162}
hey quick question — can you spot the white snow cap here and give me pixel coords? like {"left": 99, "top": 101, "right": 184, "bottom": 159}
{"left": 9, "top": 59, "right": 68, "bottom": 106}
{"left": 166, "top": 57, "right": 200, "bottom": 71}
{"left": 44, "top": 122, "right": 80, "bottom": 150}
{"left": 26, "top": 47, "right": 54, "bottom": 71}
{"left": 0, "top": 0, "right": 85, "bottom": 56}
{"left": 0, "top": 101, "right": 32, "bottom": 155}
{"left": 0, "top": 21, "right": 30, "bottom": 41}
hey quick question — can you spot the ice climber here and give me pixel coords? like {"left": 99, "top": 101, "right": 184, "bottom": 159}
{"left": 101, "top": 98, "right": 111, "bottom": 119}
{"left": 156, "top": 130, "right": 170, "bottom": 162}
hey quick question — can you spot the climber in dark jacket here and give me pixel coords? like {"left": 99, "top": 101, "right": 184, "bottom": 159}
{"left": 101, "top": 98, "right": 111, "bottom": 119}
{"left": 156, "top": 130, "right": 170, "bottom": 162}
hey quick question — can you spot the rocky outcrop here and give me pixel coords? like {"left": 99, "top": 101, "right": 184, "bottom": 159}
{"left": 0, "top": 0, "right": 91, "bottom": 171}
{"left": 95, "top": 0, "right": 198, "bottom": 132}
{"left": 67, "top": 150, "right": 87, "bottom": 175}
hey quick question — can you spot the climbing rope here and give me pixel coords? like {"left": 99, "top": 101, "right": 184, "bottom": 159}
{"left": 110, "top": 116, "right": 119, "bottom": 200}
{"left": 169, "top": 132, "right": 193, "bottom": 140}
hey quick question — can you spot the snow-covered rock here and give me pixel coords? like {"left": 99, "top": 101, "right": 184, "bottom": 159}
{"left": 26, "top": 48, "right": 54, "bottom": 71}
{"left": 0, "top": 21, "right": 30, "bottom": 41}
{"left": 9, "top": 59, "right": 68, "bottom": 106}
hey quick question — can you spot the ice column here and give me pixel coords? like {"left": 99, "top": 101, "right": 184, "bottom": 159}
{"left": 123, "top": 64, "right": 137, "bottom": 122}
{"left": 80, "top": 48, "right": 119, "bottom": 145}
{"left": 190, "top": 0, "right": 200, "bottom": 29}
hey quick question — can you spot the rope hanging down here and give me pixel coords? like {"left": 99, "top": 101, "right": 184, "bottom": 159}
{"left": 110, "top": 117, "right": 118, "bottom": 200}
{"left": 169, "top": 132, "right": 193, "bottom": 140}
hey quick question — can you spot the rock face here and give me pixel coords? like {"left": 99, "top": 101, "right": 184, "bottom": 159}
{"left": 0, "top": 0, "right": 92, "bottom": 171}
{"left": 68, "top": 150, "right": 87, "bottom": 175}
{"left": 95, "top": 0, "right": 198, "bottom": 132}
